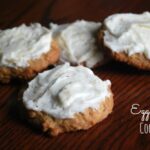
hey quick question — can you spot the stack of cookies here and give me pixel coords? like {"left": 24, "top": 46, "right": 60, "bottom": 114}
{"left": 0, "top": 12, "right": 149, "bottom": 136}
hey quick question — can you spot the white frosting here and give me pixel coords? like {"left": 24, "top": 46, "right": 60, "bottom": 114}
{"left": 23, "top": 63, "right": 111, "bottom": 119}
{"left": 0, "top": 23, "right": 52, "bottom": 68}
{"left": 104, "top": 12, "right": 150, "bottom": 59}
{"left": 50, "top": 20, "right": 103, "bottom": 68}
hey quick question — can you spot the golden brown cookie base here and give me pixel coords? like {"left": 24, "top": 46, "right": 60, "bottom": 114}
{"left": 0, "top": 40, "right": 60, "bottom": 83}
{"left": 21, "top": 90, "right": 113, "bottom": 136}
{"left": 111, "top": 52, "right": 150, "bottom": 71}
{"left": 98, "top": 28, "right": 150, "bottom": 71}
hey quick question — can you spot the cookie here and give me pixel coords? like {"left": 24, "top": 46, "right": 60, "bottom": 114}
{"left": 50, "top": 20, "right": 110, "bottom": 68}
{"left": 99, "top": 12, "right": 150, "bottom": 70}
{"left": 0, "top": 23, "right": 60, "bottom": 83}
{"left": 21, "top": 63, "right": 114, "bottom": 136}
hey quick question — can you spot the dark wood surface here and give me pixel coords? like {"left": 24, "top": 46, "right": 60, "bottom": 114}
{"left": 0, "top": 0, "right": 150, "bottom": 149}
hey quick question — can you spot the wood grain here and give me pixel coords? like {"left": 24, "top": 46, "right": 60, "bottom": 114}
{"left": 0, "top": 0, "right": 150, "bottom": 149}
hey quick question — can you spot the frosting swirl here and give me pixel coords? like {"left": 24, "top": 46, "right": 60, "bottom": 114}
{"left": 0, "top": 23, "right": 52, "bottom": 68}
{"left": 50, "top": 20, "right": 103, "bottom": 68}
{"left": 23, "top": 63, "right": 111, "bottom": 119}
{"left": 104, "top": 12, "right": 150, "bottom": 59}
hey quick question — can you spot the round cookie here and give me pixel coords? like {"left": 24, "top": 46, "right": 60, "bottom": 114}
{"left": 20, "top": 63, "right": 114, "bottom": 136}
{"left": 0, "top": 23, "right": 60, "bottom": 83}
{"left": 50, "top": 20, "right": 110, "bottom": 68}
{"left": 99, "top": 12, "right": 150, "bottom": 70}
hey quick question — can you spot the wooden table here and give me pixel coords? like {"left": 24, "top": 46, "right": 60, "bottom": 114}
{"left": 0, "top": 0, "right": 150, "bottom": 149}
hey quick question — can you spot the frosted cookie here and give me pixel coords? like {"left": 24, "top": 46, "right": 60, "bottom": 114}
{"left": 99, "top": 12, "right": 150, "bottom": 70}
{"left": 21, "top": 63, "right": 113, "bottom": 136}
{"left": 50, "top": 20, "right": 109, "bottom": 68}
{"left": 0, "top": 23, "right": 60, "bottom": 83}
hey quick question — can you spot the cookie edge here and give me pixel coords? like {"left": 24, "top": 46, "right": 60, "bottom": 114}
{"left": 0, "top": 40, "right": 60, "bottom": 83}
{"left": 19, "top": 86, "right": 114, "bottom": 136}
